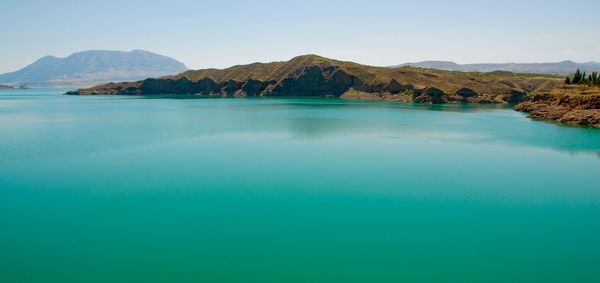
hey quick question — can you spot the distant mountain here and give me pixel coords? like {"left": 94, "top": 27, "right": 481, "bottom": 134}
{"left": 392, "top": 60, "right": 600, "bottom": 76}
{"left": 0, "top": 50, "right": 188, "bottom": 87}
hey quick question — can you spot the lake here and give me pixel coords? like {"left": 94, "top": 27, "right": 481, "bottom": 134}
{"left": 1, "top": 88, "right": 599, "bottom": 283}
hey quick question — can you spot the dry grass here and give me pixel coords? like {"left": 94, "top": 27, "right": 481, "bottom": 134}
{"left": 80, "top": 54, "right": 597, "bottom": 99}
{"left": 164, "top": 54, "right": 565, "bottom": 96}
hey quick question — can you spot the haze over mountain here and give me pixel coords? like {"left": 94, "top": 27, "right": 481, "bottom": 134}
{"left": 393, "top": 61, "right": 600, "bottom": 76}
{"left": 0, "top": 50, "right": 187, "bottom": 87}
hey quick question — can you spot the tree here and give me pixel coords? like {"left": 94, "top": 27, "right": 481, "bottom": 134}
{"left": 573, "top": 69, "right": 583, "bottom": 84}
{"left": 566, "top": 69, "right": 600, "bottom": 86}
{"left": 591, "top": 72, "right": 599, "bottom": 86}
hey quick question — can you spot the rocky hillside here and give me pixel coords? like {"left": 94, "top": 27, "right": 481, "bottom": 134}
{"left": 0, "top": 50, "right": 187, "bottom": 87}
{"left": 68, "top": 54, "right": 562, "bottom": 105}
{"left": 514, "top": 86, "right": 600, "bottom": 127}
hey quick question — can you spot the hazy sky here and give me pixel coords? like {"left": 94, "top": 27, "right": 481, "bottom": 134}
{"left": 1, "top": 0, "right": 600, "bottom": 73}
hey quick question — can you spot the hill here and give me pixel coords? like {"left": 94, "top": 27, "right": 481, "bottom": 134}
{"left": 393, "top": 61, "right": 600, "bottom": 76}
{"left": 68, "top": 54, "right": 600, "bottom": 127}
{"left": 0, "top": 50, "right": 187, "bottom": 87}
{"left": 69, "top": 54, "right": 562, "bottom": 103}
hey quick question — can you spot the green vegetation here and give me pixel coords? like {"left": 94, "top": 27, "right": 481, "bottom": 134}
{"left": 565, "top": 69, "right": 600, "bottom": 86}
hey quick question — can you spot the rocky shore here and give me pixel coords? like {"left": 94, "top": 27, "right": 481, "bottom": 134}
{"left": 514, "top": 91, "right": 600, "bottom": 127}
{"left": 339, "top": 86, "right": 530, "bottom": 104}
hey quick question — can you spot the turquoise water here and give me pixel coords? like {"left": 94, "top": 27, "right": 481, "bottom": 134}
{"left": 1, "top": 88, "right": 599, "bottom": 283}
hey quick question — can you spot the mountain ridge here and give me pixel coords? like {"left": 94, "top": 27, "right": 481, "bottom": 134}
{"left": 393, "top": 60, "right": 600, "bottom": 76}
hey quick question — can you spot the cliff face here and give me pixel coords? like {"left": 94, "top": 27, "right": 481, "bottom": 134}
{"left": 67, "top": 55, "right": 562, "bottom": 105}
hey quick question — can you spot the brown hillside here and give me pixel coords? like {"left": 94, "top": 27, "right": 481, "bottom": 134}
{"left": 68, "top": 54, "right": 563, "bottom": 103}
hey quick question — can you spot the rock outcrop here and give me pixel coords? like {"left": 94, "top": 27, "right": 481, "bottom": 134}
{"left": 515, "top": 92, "right": 600, "bottom": 127}
{"left": 413, "top": 87, "right": 448, "bottom": 104}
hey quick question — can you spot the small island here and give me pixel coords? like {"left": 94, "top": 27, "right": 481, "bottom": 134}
{"left": 0, "top": 84, "right": 14, "bottom": 90}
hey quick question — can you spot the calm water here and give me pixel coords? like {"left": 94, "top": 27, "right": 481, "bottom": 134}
{"left": 1, "top": 88, "right": 599, "bottom": 283}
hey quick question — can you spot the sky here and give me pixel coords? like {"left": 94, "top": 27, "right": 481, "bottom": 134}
{"left": 1, "top": 0, "right": 600, "bottom": 73}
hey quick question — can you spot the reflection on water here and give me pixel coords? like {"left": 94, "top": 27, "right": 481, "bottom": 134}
{"left": 0, "top": 89, "right": 599, "bottom": 162}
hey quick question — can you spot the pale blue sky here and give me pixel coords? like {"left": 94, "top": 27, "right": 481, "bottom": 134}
{"left": 1, "top": 0, "right": 599, "bottom": 73}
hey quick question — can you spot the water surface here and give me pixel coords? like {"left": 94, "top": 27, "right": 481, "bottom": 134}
{"left": 1, "top": 88, "right": 599, "bottom": 282}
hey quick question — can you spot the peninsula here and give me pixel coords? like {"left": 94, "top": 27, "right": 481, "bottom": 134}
{"left": 67, "top": 55, "right": 600, "bottom": 127}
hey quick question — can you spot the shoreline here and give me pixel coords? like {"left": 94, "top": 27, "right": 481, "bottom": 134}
{"left": 64, "top": 88, "right": 600, "bottom": 128}
{"left": 514, "top": 93, "right": 600, "bottom": 128}
{"left": 63, "top": 54, "right": 600, "bottom": 128}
